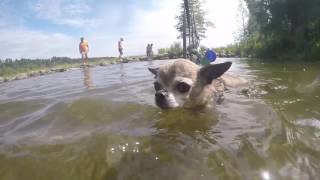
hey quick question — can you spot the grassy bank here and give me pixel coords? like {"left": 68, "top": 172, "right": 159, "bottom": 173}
{"left": 0, "top": 57, "right": 124, "bottom": 84}
{"left": 0, "top": 57, "right": 116, "bottom": 77}
{"left": 0, "top": 54, "right": 172, "bottom": 84}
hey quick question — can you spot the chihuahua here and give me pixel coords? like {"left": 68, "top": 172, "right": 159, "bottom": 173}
{"left": 148, "top": 59, "right": 247, "bottom": 109}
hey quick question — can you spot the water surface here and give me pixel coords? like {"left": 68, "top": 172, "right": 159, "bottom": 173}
{"left": 0, "top": 59, "right": 319, "bottom": 180}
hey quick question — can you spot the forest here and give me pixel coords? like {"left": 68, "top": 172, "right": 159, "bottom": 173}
{"left": 238, "top": 0, "right": 320, "bottom": 60}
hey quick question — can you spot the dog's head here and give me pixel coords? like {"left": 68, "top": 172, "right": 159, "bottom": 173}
{"left": 149, "top": 59, "right": 232, "bottom": 109}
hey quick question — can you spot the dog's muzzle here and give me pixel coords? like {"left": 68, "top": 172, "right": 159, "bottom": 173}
{"left": 155, "top": 89, "right": 168, "bottom": 107}
{"left": 155, "top": 89, "right": 167, "bottom": 99}
{"left": 155, "top": 89, "right": 178, "bottom": 109}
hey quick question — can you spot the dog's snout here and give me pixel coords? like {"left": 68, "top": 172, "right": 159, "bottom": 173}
{"left": 155, "top": 90, "right": 173, "bottom": 109}
{"left": 155, "top": 90, "right": 167, "bottom": 99}
{"left": 155, "top": 92, "right": 163, "bottom": 98}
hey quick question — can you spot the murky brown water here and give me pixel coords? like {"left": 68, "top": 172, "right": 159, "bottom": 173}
{"left": 0, "top": 59, "right": 319, "bottom": 180}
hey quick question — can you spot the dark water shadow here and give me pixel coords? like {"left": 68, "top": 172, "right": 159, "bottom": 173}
{"left": 120, "top": 63, "right": 126, "bottom": 80}
{"left": 101, "top": 108, "right": 223, "bottom": 180}
{"left": 83, "top": 67, "right": 94, "bottom": 89}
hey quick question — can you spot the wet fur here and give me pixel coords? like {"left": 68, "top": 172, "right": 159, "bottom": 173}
{"left": 149, "top": 59, "right": 248, "bottom": 109}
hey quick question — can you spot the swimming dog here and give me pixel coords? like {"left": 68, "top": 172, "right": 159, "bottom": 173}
{"left": 148, "top": 59, "right": 248, "bottom": 109}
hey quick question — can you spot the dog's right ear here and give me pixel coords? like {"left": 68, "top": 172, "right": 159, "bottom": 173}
{"left": 148, "top": 67, "right": 159, "bottom": 76}
{"left": 198, "top": 62, "right": 232, "bottom": 85}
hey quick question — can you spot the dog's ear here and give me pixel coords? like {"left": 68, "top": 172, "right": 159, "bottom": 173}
{"left": 148, "top": 67, "right": 159, "bottom": 76}
{"left": 198, "top": 62, "right": 232, "bottom": 84}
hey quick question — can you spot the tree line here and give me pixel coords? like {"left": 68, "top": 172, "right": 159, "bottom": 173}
{"left": 0, "top": 57, "right": 114, "bottom": 77}
{"left": 175, "top": 0, "right": 320, "bottom": 60}
{"left": 0, "top": 57, "right": 79, "bottom": 77}
{"left": 238, "top": 0, "right": 320, "bottom": 60}
{"left": 176, "top": 0, "right": 213, "bottom": 58}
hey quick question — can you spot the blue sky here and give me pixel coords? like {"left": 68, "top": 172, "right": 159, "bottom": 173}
{"left": 0, "top": 0, "right": 241, "bottom": 59}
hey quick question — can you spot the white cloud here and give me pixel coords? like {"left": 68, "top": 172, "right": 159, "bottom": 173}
{"left": 63, "top": 4, "right": 91, "bottom": 17}
{"left": 117, "top": 0, "right": 181, "bottom": 56}
{"left": 0, "top": 0, "right": 242, "bottom": 59}
{"left": 32, "top": 0, "right": 100, "bottom": 28}
{"left": 78, "top": 0, "right": 182, "bottom": 57}
{"left": 84, "top": 35, "right": 120, "bottom": 58}
{"left": 0, "top": 29, "right": 78, "bottom": 59}
{"left": 33, "top": 0, "right": 62, "bottom": 20}
{"left": 201, "top": 0, "right": 240, "bottom": 48}
{"left": 110, "top": 0, "right": 241, "bottom": 56}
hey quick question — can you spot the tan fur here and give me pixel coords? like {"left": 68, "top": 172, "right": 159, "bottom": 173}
{"left": 157, "top": 59, "right": 199, "bottom": 87}
{"left": 151, "top": 59, "right": 248, "bottom": 109}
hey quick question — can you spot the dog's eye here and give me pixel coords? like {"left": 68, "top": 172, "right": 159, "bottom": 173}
{"left": 154, "top": 82, "right": 162, "bottom": 91}
{"left": 176, "top": 82, "right": 190, "bottom": 93}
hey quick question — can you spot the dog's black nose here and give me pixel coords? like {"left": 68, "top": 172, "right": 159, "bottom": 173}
{"left": 155, "top": 92, "right": 165, "bottom": 99}
{"left": 155, "top": 90, "right": 171, "bottom": 109}
{"left": 155, "top": 90, "right": 167, "bottom": 99}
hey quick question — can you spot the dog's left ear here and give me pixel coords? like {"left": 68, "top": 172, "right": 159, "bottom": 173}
{"left": 148, "top": 67, "right": 159, "bottom": 76}
{"left": 198, "top": 62, "right": 232, "bottom": 84}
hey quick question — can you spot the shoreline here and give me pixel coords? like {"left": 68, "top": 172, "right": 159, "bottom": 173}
{"left": 0, "top": 56, "right": 156, "bottom": 84}
{"left": 0, "top": 55, "right": 244, "bottom": 85}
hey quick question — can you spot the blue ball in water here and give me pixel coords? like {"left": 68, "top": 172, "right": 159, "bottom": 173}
{"left": 205, "top": 50, "right": 217, "bottom": 62}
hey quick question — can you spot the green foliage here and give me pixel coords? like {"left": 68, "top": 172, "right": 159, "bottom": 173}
{"left": 199, "top": 45, "right": 207, "bottom": 55}
{"left": 239, "top": 0, "right": 320, "bottom": 60}
{"left": 0, "top": 57, "right": 116, "bottom": 77}
{"left": 158, "top": 48, "right": 168, "bottom": 55}
{"left": 215, "top": 44, "right": 242, "bottom": 57}
{"left": 175, "top": 0, "right": 213, "bottom": 43}
{"left": 157, "top": 42, "right": 183, "bottom": 59}
{"left": 168, "top": 42, "right": 183, "bottom": 58}
{"left": 0, "top": 57, "right": 76, "bottom": 76}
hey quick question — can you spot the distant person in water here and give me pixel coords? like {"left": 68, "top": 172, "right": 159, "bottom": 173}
{"left": 118, "top": 37, "right": 124, "bottom": 62}
{"left": 146, "top": 43, "right": 154, "bottom": 59}
{"left": 150, "top": 43, "right": 154, "bottom": 57}
{"left": 79, "top": 37, "right": 89, "bottom": 65}
{"left": 146, "top": 44, "right": 150, "bottom": 57}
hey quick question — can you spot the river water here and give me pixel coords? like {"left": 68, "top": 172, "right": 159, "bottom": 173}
{"left": 0, "top": 59, "right": 319, "bottom": 180}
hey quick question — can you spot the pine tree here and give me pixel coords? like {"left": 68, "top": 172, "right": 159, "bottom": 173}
{"left": 176, "top": 0, "right": 214, "bottom": 57}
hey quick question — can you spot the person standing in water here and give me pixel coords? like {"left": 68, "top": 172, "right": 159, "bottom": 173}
{"left": 150, "top": 43, "right": 154, "bottom": 57}
{"left": 146, "top": 44, "right": 150, "bottom": 57}
{"left": 146, "top": 43, "right": 154, "bottom": 59}
{"left": 79, "top": 37, "right": 89, "bottom": 65}
{"left": 118, "top": 37, "right": 124, "bottom": 62}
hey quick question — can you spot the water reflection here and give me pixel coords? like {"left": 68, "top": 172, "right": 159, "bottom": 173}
{"left": 83, "top": 67, "right": 94, "bottom": 89}
{"left": 296, "top": 74, "right": 320, "bottom": 94}
{"left": 1, "top": 59, "right": 320, "bottom": 180}
{"left": 119, "top": 63, "right": 128, "bottom": 87}
{"left": 120, "top": 63, "right": 126, "bottom": 78}
{"left": 154, "top": 108, "right": 219, "bottom": 136}
{"left": 147, "top": 59, "right": 154, "bottom": 66}
{"left": 261, "top": 170, "right": 271, "bottom": 180}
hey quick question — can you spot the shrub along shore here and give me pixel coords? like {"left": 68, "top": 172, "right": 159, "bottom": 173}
{"left": 0, "top": 54, "right": 170, "bottom": 84}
